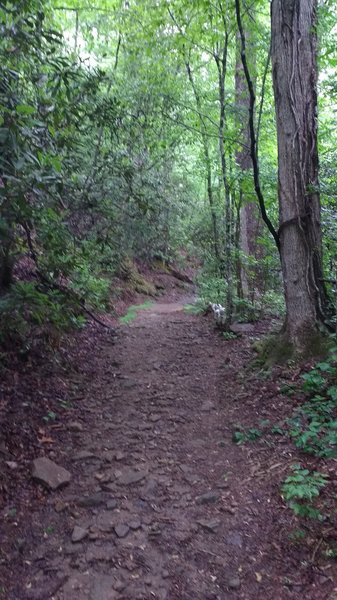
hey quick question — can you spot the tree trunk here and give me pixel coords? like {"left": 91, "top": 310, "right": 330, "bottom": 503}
{"left": 215, "top": 36, "right": 234, "bottom": 328}
{"left": 235, "top": 30, "right": 262, "bottom": 302}
{"left": 0, "top": 243, "right": 13, "bottom": 291}
{"left": 185, "top": 60, "right": 221, "bottom": 263}
{"left": 271, "top": 0, "right": 328, "bottom": 349}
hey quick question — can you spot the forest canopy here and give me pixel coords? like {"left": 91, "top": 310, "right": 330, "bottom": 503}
{"left": 1, "top": 0, "right": 337, "bottom": 354}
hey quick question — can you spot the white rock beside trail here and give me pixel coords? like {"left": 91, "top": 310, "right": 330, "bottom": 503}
{"left": 32, "top": 457, "right": 71, "bottom": 490}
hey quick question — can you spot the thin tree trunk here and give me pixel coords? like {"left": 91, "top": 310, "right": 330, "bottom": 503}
{"left": 235, "top": 197, "right": 243, "bottom": 299}
{"left": 0, "top": 88, "right": 15, "bottom": 292}
{"left": 215, "top": 35, "right": 233, "bottom": 327}
{"left": 74, "top": 10, "right": 79, "bottom": 51}
{"left": 185, "top": 60, "right": 221, "bottom": 262}
{"left": 271, "top": 0, "right": 328, "bottom": 348}
{"left": 235, "top": 28, "right": 262, "bottom": 302}
{"left": 235, "top": 0, "right": 280, "bottom": 252}
{"left": 0, "top": 236, "right": 13, "bottom": 291}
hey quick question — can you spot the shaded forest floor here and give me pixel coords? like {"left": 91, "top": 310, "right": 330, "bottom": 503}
{"left": 1, "top": 273, "right": 337, "bottom": 599}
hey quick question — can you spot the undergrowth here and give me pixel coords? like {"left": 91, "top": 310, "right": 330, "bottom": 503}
{"left": 232, "top": 343, "right": 337, "bottom": 541}
{"left": 0, "top": 282, "right": 87, "bottom": 357}
{"left": 184, "top": 301, "right": 205, "bottom": 315}
{"left": 281, "top": 464, "right": 328, "bottom": 520}
{"left": 193, "top": 263, "right": 285, "bottom": 322}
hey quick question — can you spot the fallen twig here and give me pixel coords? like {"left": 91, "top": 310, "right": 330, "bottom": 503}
{"left": 311, "top": 537, "right": 323, "bottom": 563}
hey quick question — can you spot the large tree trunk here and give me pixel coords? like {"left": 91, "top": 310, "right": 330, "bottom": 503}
{"left": 271, "top": 0, "right": 328, "bottom": 350}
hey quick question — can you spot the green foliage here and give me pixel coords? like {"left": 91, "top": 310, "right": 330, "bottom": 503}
{"left": 196, "top": 266, "right": 228, "bottom": 306}
{"left": 279, "top": 382, "right": 297, "bottom": 396}
{"left": 0, "top": 0, "right": 335, "bottom": 356}
{"left": 44, "top": 525, "right": 55, "bottom": 536}
{"left": 232, "top": 296, "right": 258, "bottom": 322}
{"left": 281, "top": 464, "right": 328, "bottom": 520}
{"left": 288, "top": 528, "right": 307, "bottom": 542}
{"left": 71, "top": 264, "right": 111, "bottom": 310}
{"left": 270, "top": 423, "right": 284, "bottom": 435}
{"left": 119, "top": 301, "right": 153, "bottom": 324}
{"left": 286, "top": 348, "right": 337, "bottom": 458}
{"left": 231, "top": 419, "right": 285, "bottom": 446}
{"left": 222, "top": 331, "right": 238, "bottom": 341}
{"left": 233, "top": 290, "right": 286, "bottom": 322}
{"left": 183, "top": 302, "right": 205, "bottom": 315}
{"left": 0, "top": 0, "right": 196, "bottom": 352}
{"left": 301, "top": 371, "right": 327, "bottom": 393}
{"left": 0, "top": 281, "right": 83, "bottom": 353}
{"left": 232, "top": 427, "right": 263, "bottom": 444}
{"left": 232, "top": 347, "right": 337, "bottom": 528}
{"left": 43, "top": 410, "right": 57, "bottom": 423}
{"left": 195, "top": 257, "right": 285, "bottom": 324}
{"left": 262, "top": 290, "right": 286, "bottom": 318}
{"left": 289, "top": 414, "right": 337, "bottom": 458}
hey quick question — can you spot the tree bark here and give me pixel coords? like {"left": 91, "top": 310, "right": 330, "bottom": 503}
{"left": 215, "top": 36, "right": 234, "bottom": 328}
{"left": 185, "top": 60, "right": 221, "bottom": 262}
{"left": 271, "top": 0, "right": 328, "bottom": 349}
{"left": 235, "top": 28, "right": 262, "bottom": 302}
{"left": 235, "top": 0, "right": 280, "bottom": 252}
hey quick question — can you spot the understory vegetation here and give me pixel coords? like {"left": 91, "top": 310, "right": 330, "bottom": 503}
{"left": 3, "top": 0, "right": 337, "bottom": 357}
{"left": 234, "top": 345, "right": 337, "bottom": 544}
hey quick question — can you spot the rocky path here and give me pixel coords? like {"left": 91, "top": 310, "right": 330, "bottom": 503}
{"left": 2, "top": 297, "right": 335, "bottom": 599}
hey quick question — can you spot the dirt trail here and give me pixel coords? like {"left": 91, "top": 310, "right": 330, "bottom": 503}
{"left": 2, "top": 296, "right": 335, "bottom": 599}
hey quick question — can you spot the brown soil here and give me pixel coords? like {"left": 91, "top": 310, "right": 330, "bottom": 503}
{"left": 1, "top": 283, "right": 337, "bottom": 600}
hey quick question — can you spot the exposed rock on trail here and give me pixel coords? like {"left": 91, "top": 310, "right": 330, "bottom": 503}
{"left": 32, "top": 457, "right": 71, "bottom": 491}
{"left": 1, "top": 295, "right": 337, "bottom": 599}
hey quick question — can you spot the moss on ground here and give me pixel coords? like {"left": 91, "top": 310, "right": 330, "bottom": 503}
{"left": 119, "top": 301, "right": 153, "bottom": 324}
{"left": 152, "top": 259, "right": 170, "bottom": 273}
{"left": 253, "top": 329, "right": 333, "bottom": 368}
{"left": 119, "top": 258, "right": 157, "bottom": 296}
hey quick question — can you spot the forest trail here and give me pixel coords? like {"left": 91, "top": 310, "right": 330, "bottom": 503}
{"left": 2, "top": 294, "right": 335, "bottom": 600}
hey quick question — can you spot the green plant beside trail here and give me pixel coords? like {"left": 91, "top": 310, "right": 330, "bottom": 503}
{"left": 119, "top": 302, "right": 153, "bottom": 324}
{"left": 193, "top": 257, "right": 285, "bottom": 323}
{"left": 288, "top": 351, "right": 337, "bottom": 459}
{"left": 281, "top": 464, "right": 328, "bottom": 520}
{"left": 183, "top": 301, "right": 206, "bottom": 315}
{"left": 232, "top": 345, "right": 337, "bottom": 527}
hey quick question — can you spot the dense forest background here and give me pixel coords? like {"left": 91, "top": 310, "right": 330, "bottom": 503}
{"left": 1, "top": 0, "right": 337, "bottom": 353}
